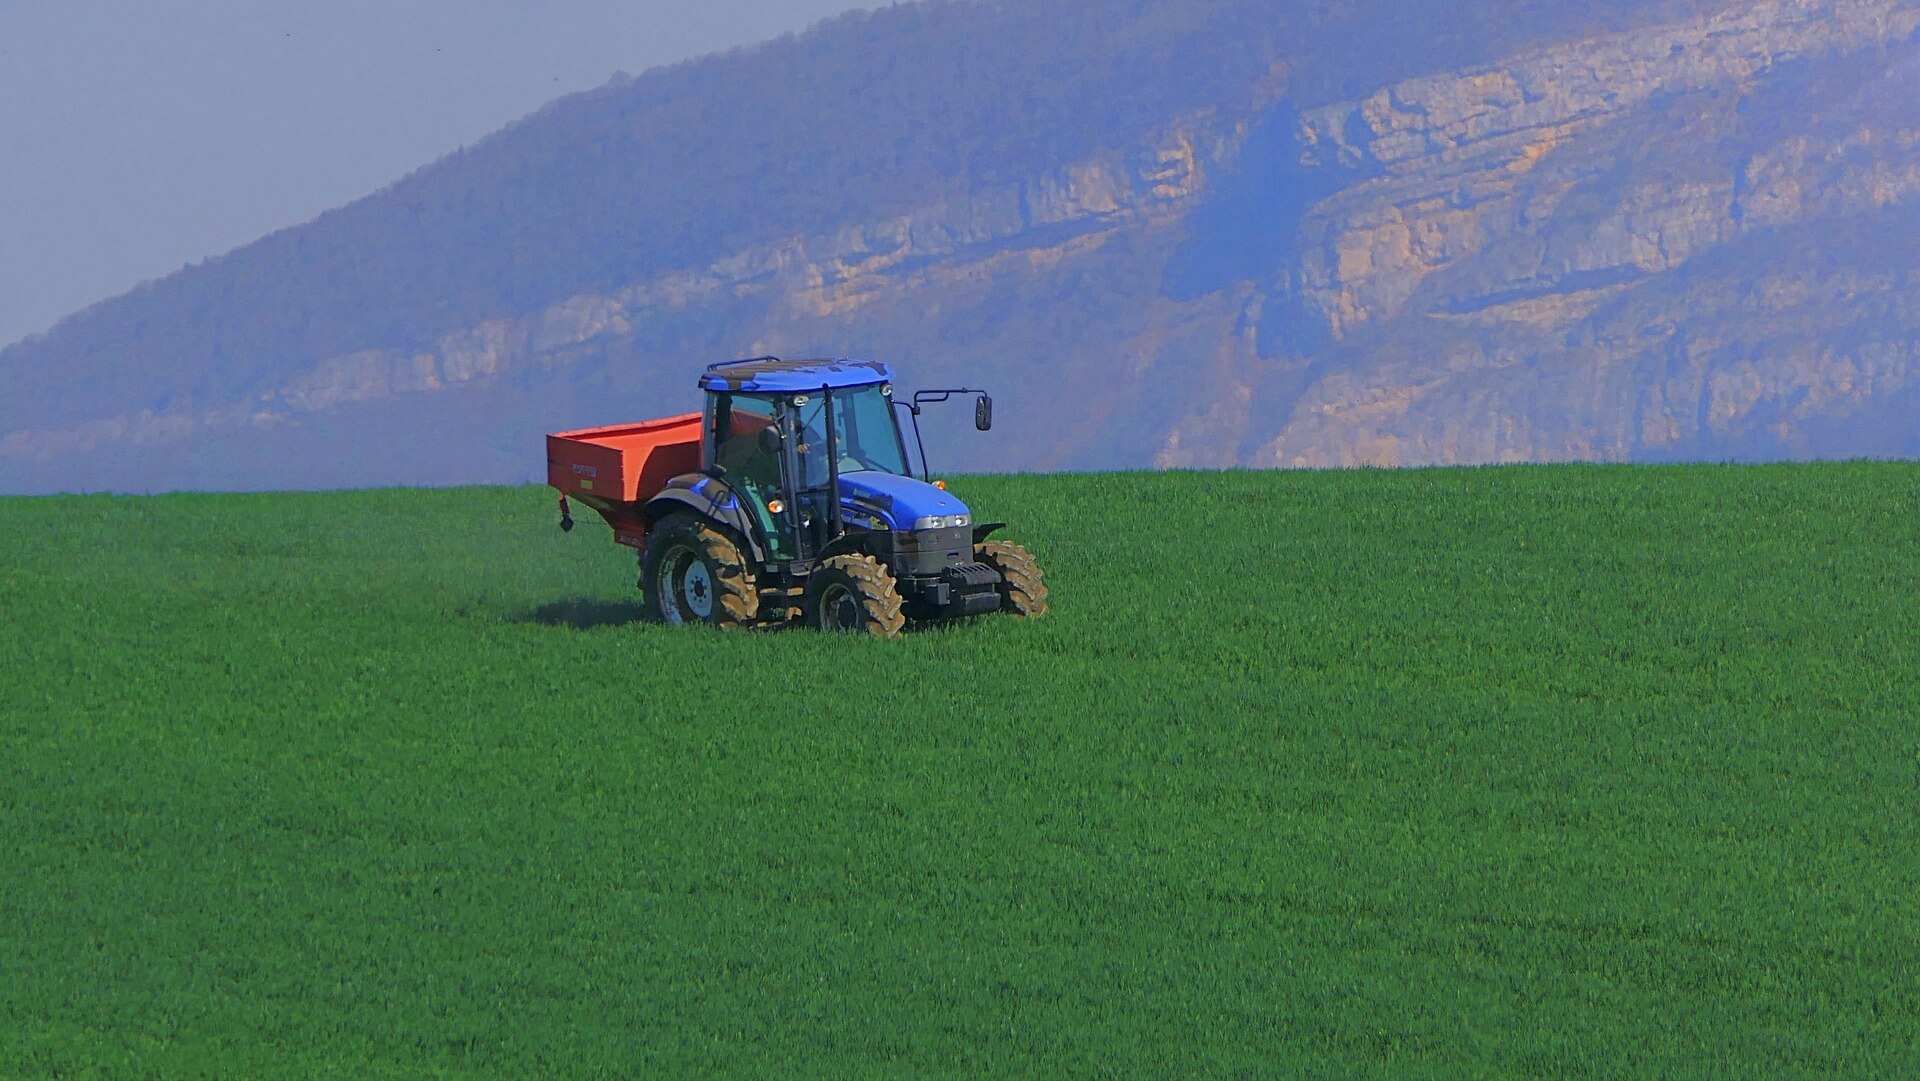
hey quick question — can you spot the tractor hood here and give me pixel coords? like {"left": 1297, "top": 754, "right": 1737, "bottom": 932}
{"left": 837, "top": 470, "right": 971, "bottom": 531}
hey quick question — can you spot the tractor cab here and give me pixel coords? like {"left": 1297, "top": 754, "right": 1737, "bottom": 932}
{"left": 693, "top": 357, "right": 984, "bottom": 569}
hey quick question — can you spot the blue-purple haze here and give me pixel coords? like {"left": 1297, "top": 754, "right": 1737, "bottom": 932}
{"left": 0, "top": 0, "right": 877, "bottom": 349}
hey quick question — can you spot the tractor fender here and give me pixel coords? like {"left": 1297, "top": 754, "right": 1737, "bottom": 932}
{"left": 971, "top": 522, "right": 1007, "bottom": 544}
{"left": 642, "top": 477, "right": 767, "bottom": 565}
{"left": 815, "top": 531, "right": 885, "bottom": 564}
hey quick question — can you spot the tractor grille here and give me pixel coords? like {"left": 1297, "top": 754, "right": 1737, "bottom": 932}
{"left": 891, "top": 526, "right": 972, "bottom": 575}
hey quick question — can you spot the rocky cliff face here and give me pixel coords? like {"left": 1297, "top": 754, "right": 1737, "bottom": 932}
{"left": 1228, "top": 0, "right": 1920, "bottom": 468}
{"left": 3, "top": 0, "right": 1916, "bottom": 492}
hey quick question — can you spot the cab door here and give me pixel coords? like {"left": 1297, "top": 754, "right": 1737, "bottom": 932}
{"left": 708, "top": 392, "right": 799, "bottom": 561}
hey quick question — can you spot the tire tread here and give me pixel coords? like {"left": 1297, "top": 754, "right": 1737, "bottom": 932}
{"left": 810, "top": 554, "right": 906, "bottom": 637}
{"left": 975, "top": 541, "right": 1049, "bottom": 618}
{"left": 641, "top": 513, "right": 759, "bottom": 628}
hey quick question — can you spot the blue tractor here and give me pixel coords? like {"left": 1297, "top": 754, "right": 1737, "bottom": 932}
{"left": 550, "top": 356, "right": 1047, "bottom": 636}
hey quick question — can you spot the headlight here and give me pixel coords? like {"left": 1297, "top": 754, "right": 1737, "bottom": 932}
{"left": 911, "top": 514, "right": 971, "bottom": 530}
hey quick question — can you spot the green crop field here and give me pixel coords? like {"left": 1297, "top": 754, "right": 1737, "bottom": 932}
{"left": 2, "top": 464, "right": 1916, "bottom": 1078}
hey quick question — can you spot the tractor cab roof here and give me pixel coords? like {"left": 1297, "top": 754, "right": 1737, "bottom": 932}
{"left": 699, "top": 356, "right": 894, "bottom": 394}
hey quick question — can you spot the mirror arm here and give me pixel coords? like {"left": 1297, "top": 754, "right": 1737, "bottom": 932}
{"left": 911, "top": 387, "right": 984, "bottom": 410}
{"left": 912, "top": 410, "right": 932, "bottom": 480}
{"left": 906, "top": 386, "right": 993, "bottom": 471}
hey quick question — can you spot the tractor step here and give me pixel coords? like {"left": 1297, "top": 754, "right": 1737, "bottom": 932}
{"left": 756, "top": 585, "right": 806, "bottom": 627}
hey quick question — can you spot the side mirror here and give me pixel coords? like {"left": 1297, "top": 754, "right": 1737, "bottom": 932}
{"left": 758, "top": 426, "right": 782, "bottom": 454}
{"left": 974, "top": 394, "right": 994, "bottom": 432}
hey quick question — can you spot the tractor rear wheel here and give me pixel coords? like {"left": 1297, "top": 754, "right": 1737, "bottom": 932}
{"left": 804, "top": 554, "right": 906, "bottom": 637}
{"left": 975, "top": 541, "right": 1049, "bottom": 618}
{"left": 641, "top": 513, "right": 758, "bottom": 628}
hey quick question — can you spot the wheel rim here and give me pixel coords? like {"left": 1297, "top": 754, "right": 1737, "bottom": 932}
{"left": 657, "top": 547, "right": 706, "bottom": 625}
{"left": 819, "top": 583, "right": 860, "bottom": 632}
{"left": 681, "top": 560, "right": 714, "bottom": 619}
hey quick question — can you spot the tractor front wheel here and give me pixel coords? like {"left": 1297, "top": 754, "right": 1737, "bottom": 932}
{"left": 641, "top": 513, "right": 758, "bottom": 628}
{"left": 975, "top": 541, "right": 1049, "bottom": 618}
{"left": 804, "top": 555, "right": 906, "bottom": 637}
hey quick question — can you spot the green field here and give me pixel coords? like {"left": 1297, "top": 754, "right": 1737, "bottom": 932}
{"left": 3, "top": 464, "right": 1916, "bottom": 1077}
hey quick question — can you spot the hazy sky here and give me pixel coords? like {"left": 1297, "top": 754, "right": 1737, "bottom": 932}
{"left": 0, "top": 0, "right": 880, "bottom": 349}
